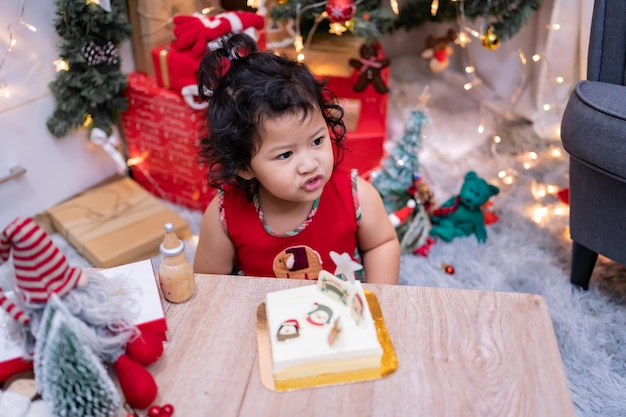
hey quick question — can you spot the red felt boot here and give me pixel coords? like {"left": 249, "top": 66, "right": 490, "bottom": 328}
{"left": 126, "top": 330, "right": 164, "bottom": 366}
{"left": 114, "top": 353, "right": 158, "bottom": 409}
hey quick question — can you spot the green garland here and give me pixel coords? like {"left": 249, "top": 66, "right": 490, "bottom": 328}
{"left": 395, "top": 0, "right": 543, "bottom": 43}
{"left": 270, "top": 0, "right": 395, "bottom": 43}
{"left": 270, "top": 0, "right": 542, "bottom": 45}
{"left": 47, "top": 0, "right": 131, "bottom": 139}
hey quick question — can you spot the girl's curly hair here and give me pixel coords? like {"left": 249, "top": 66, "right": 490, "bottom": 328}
{"left": 196, "top": 33, "right": 346, "bottom": 198}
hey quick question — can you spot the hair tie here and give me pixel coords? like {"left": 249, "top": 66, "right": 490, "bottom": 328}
{"left": 229, "top": 48, "right": 240, "bottom": 61}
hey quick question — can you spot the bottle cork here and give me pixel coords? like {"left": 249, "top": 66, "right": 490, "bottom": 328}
{"left": 158, "top": 222, "right": 195, "bottom": 303}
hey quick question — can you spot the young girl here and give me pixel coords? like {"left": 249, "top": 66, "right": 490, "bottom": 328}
{"left": 193, "top": 33, "right": 400, "bottom": 284}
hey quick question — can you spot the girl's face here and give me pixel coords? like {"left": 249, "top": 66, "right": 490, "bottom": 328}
{"left": 239, "top": 108, "right": 334, "bottom": 205}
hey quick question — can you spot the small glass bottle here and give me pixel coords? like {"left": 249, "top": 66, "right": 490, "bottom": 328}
{"left": 158, "top": 222, "right": 195, "bottom": 303}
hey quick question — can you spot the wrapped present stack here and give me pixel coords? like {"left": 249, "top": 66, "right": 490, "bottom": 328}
{"left": 122, "top": 10, "right": 265, "bottom": 210}
{"left": 151, "top": 11, "right": 266, "bottom": 104}
{"left": 122, "top": 72, "right": 215, "bottom": 210}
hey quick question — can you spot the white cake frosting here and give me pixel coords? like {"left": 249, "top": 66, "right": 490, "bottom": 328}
{"left": 265, "top": 271, "right": 383, "bottom": 386}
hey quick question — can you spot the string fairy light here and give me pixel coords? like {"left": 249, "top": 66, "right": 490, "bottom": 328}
{"left": 389, "top": 0, "right": 399, "bottom": 15}
{"left": 451, "top": 0, "right": 571, "bottom": 144}
{"left": 53, "top": 58, "right": 69, "bottom": 72}
{"left": 430, "top": 0, "right": 439, "bottom": 16}
{"left": 0, "top": 80, "right": 10, "bottom": 99}
{"left": 292, "top": 0, "right": 326, "bottom": 61}
{"left": 0, "top": 0, "right": 38, "bottom": 101}
{"left": 453, "top": 0, "right": 492, "bottom": 135}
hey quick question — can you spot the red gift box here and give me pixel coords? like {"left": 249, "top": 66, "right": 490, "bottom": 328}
{"left": 0, "top": 259, "right": 167, "bottom": 382}
{"left": 286, "top": 37, "right": 389, "bottom": 175}
{"left": 326, "top": 71, "right": 388, "bottom": 176}
{"left": 122, "top": 72, "right": 217, "bottom": 211}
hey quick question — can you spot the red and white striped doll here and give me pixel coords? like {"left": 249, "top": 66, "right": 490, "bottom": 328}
{"left": 0, "top": 217, "right": 85, "bottom": 325}
{"left": 0, "top": 217, "right": 163, "bottom": 409}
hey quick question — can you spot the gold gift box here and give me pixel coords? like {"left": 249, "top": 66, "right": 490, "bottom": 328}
{"left": 278, "top": 34, "right": 365, "bottom": 78}
{"left": 48, "top": 177, "right": 189, "bottom": 268}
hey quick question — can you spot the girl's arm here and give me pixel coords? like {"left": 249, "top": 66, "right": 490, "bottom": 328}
{"left": 356, "top": 177, "right": 401, "bottom": 284}
{"left": 193, "top": 195, "right": 237, "bottom": 275}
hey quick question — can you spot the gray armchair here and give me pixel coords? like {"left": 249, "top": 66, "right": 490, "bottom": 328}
{"left": 560, "top": 0, "right": 626, "bottom": 290}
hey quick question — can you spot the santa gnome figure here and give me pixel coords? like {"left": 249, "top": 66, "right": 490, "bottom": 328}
{"left": 0, "top": 217, "right": 164, "bottom": 410}
{"left": 388, "top": 200, "right": 417, "bottom": 227}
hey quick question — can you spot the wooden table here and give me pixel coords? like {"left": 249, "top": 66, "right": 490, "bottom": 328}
{"left": 148, "top": 275, "right": 576, "bottom": 417}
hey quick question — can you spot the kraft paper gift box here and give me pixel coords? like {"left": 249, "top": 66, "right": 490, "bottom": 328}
{"left": 279, "top": 34, "right": 389, "bottom": 174}
{"left": 126, "top": 0, "right": 221, "bottom": 76}
{"left": 121, "top": 72, "right": 218, "bottom": 210}
{"left": 0, "top": 259, "right": 167, "bottom": 382}
{"left": 47, "top": 177, "right": 190, "bottom": 268}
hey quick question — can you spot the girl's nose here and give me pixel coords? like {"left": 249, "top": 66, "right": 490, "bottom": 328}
{"left": 297, "top": 154, "right": 318, "bottom": 174}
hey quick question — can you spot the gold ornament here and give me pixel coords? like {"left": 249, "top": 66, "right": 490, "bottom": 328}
{"left": 82, "top": 113, "right": 94, "bottom": 128}
{"left": 481, "top": 27, "right": 501, "bottom": 50}
{"left": 329, "top": 22, "right": 347, "bottom": 36}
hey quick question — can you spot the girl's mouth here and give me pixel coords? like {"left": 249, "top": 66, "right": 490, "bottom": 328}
{"left": 303, "top": 176, "right": 323, "bottom": 192}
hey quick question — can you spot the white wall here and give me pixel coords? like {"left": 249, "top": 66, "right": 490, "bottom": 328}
{"left": 0, "top": 0, "right": 135, "bottom": 228}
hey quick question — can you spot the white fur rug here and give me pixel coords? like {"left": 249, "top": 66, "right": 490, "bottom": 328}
{"left": 2, "top": 71, "right": 625, "bottom": 417}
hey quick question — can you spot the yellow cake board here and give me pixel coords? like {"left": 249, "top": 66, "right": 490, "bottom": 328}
{"left": 256, "top": 289, "right": 398, "bottom": 392}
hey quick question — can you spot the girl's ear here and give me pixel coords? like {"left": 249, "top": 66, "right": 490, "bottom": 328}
{"left": 237, "top": 167, "right": 255, "bottom": 181}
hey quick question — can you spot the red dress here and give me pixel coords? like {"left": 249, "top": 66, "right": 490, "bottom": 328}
{"left": 221, "top": 169, "right": 363, "bottom": 280}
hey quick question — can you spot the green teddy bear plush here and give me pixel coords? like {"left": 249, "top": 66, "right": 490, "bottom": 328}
{"left": 429, "top": 171, "right": 499, "bottom": 243}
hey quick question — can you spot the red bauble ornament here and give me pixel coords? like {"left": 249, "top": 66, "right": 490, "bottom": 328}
{"left": 325, "top": 0, "right": 356, "bottom": 23}
{"left": 148, "top": 406, "right": 163, "bottom": 417}
{"left": 442, "top": 263, "right": 455, "bottom": 275}
{"left": 148, "top": 404, "right": 175, "bottom": 417}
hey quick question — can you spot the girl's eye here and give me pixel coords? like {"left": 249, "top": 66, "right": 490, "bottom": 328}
{"left": 277, "top": 151, "right": 292, "bottom": 160}
{"left": 312, "top": 137, "right": 324, "bottom": 146}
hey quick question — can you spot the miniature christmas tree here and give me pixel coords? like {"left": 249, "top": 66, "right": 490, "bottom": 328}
{"left": 371, "top": 108, "right": 428, "bottom": 214}
{"left": 35, "top": 298, "right": 120, "bottom": 417}
{"left": 47, "top": 0, "right": 131, "bottom": 140}
{"left": 372, "top": 89, "right": 433, "bottom": 254}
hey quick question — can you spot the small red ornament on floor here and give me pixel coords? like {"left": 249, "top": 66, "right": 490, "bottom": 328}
{"left": 441, "top": 263, "right": 455, "bottom": 275}
{"left": 557, "top": 187, "right": 570, "bottom": 205}
{"left": 481, "top": 201, "right": 499, "bottom": 225}
{"left": 148, "top": 404, "right": 175, "bottom": 417}
{"left": 413, "top": 237, "right": 435, "bottom": 257}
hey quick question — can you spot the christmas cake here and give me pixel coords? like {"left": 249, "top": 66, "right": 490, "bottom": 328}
{"left": 265, "top": 271, "right": 383, "bottom": 390}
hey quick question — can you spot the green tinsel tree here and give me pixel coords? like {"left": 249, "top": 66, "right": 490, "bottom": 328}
{"left": 395, "top": 0, "right": 543, "bottom": 43}
{"left": 35, "top": 298, "right": 120, "bottom": 417}
{"left": 371, "top": 109, "right": 427, "bottom": 214}
{"left": 47, "top": 0, "right": 132, "bottom": 139}
{"left": 370, "top": 108, "right": 433, "bottom": 253}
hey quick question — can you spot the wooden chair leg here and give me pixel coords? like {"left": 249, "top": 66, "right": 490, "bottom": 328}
{"left": 570, "top": 242, "right": 598, "bottom": 290}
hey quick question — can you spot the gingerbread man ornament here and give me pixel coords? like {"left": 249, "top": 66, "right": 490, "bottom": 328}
{"left": 349, "top": 43, "right": 390, "bottom": 94}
